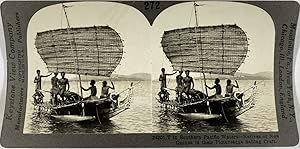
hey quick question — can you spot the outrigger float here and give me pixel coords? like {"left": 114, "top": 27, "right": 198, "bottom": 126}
{"left": 157, "top": 2, "right": 257, "bottom": 121}
{"left": 33, "top": 4, "right": 134, "bottom": 123}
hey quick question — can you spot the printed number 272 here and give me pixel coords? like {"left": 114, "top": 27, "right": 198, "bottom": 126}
{"left": 144, "top": 1, "right": 160, "bottom": 10}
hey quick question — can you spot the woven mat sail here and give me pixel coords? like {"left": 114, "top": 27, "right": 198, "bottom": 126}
{"left": 35, "top": 26, "right": 123, "bottom": 77}
{"left": 161, "top": 24, "right": 248, "bottom": 75}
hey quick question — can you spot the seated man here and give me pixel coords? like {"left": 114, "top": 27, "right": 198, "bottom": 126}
{"left": 157, "top": 89, "right": 170, "bottom": 102}
{"left": 206, "top": 78, "right": 222, "bottom": 99}
{"left": 100, "top": 80, "right": 115, "bottom": 99}
{"left": 225, "top": 79, "right": 239, "bottom": 97}
{"left": 81, "top": 80, "right": 97, "bottom": 100}
{"left": 189, "top": 89, "right": 207, "bottom": 101}
{"left": 101, "top": 80, "right": 119, "bottom": 109}
{"left": 32, "top": 90, "right": 44, "bottom": 105}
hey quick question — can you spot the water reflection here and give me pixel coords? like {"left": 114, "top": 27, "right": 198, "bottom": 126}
{"left": 29, "top": 110, "right": 119, "bottom": 134}
{"left": 24, "top": 81, "right": 152, "bottom": 134}
{"left": 24, "top": 80, "right": 277, "bottom": 134}
{"left": 156, "top": 108, "right": 245, "bottom": 133}
{"left": 152, "top": 80, "right": 278, "bottom": 133}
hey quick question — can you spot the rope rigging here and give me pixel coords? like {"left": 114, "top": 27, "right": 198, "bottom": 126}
{"left": 193, "top": 2, "right": 208, "bottom": 96}
{"left": 95, "top": 26, "right": 100, "bottom": 76}
{"left": 51, "top": 32, "right": 59, "bottom": 73}
{"left": 221, "top": 24, "right": 225, "bottom": 74}
{"left": 62, "top": 4, "right": 82, "bottom": 96}
{"left": 188, "top": 5, "right": 194, "bottom": 27}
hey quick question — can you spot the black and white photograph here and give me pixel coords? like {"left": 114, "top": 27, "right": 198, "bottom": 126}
{"left": 1, "top": 0, "right": 300, "bottom": 147}
{"left": 151, "top": 1, "right": 278, "bottom": 133}
{"left": 24, "top": 1, "right": 277, "bottom": 134}
{"left": 24, "top": 2, "right": 153, "bottom": 134}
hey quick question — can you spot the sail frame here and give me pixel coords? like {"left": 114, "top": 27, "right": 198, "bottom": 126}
{"left": 35, "top": 26, "right": 124, "bottom": 77}
{"left": 161, "top": 24, "right": 248, "bottom": 76}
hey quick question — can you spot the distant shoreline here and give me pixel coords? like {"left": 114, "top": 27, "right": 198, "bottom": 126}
{"left": 61, "top": 71, "right": 273, "bottom": 82}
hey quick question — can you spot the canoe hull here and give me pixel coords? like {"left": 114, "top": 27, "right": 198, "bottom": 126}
{"left": 50, "top": 87, "right": 133, "bottom": 123}
{"left": 178, "top": 113, "right": 222, "bottom": 120}
{"left": 158, "top": 84, "right": 257, "bottom": 121}
{"left": 51, "top": 115, "right": 96, "bottom": 122}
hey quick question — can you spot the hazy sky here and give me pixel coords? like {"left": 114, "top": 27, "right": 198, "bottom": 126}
{"left": 27, "top": 1, "right": 274, "bottom": 80}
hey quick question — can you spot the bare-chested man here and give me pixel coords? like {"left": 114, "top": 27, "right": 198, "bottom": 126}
{"left": 81, "top": 80, "right": 97, "bottom": 100}
{"left": 183, "top": 70, "right": 194, "bottom": 101}
{"left": 159, "top": 68, "right": 176, "bottom": 91}
{"left": 100, "top": 80, "right": 115, "bottom": 98}
{"left": 34, "top": 69, "right": 52, "bottom": 91}
{"left": 50, "top": 72, "right": 59, "bottom": 105}
{"left": 58, "top": 72, "right": 70, "bottom": 103}
{"left": 33, "top": 70, "right": 51, "bottom": 104}
{"left": 176, "top": 71, "right": 184, "bottom": 103}
{"left": 206, "top": 78, "right": 222, "bottom": 98}
{"left": 225, "top": 79, "right": 239, "bottom": 97}
{"left": 158, "top": 68, "right": 176, "bottom": 101}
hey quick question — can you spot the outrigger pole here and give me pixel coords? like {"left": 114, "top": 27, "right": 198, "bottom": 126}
{"left": 62, "top": 4, "right": 83, "bottom": 97}
{"left": 193, "top": 2, "right": 208, "bottom": 96}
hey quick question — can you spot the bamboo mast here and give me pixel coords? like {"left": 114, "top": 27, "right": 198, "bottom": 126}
{"left": 193, "top": 2, "right": 208, "bottom": 96}
{"left": 62, "top": 4, "right": 83, "bottom": 97}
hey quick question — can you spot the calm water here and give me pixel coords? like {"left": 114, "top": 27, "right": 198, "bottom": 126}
{"left": 24, "top": 80, "right": 278, "bottom": 134}
{"left": 152, "top": 79, "right": 278, "bottom": 133}
{"left": 24, "top": 80, "right": 152, "bottom": 134}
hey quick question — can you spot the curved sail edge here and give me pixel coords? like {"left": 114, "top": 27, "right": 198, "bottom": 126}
{"left": 35, "top": 26, "right": 123, "bottom": 77}
{"left": 161, "top": 24, "right": 248, "bottom": 76}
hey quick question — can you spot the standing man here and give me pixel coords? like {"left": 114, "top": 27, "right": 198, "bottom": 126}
{"left": 158, "top": 68, "right": 176, "bottom": 101}
{"left": 159, "top": 68, "right": 176, "bottom": 91}
{"left": 34, "top": 69, "right": 52, "bottom": 91}
{"left": 50, "top": 73, "right": 59, "bottom": 105}
{"left": 183, "top": 70, "right": 194, "bottom": 101}
{"left": 33, "top": 70, "right": 51, "bottom": 104}
{"left": 176, "top": 71, "right": 184, "bottom": 103}
{"left": 58, "top": 72, "right": 70, "bottom": 103}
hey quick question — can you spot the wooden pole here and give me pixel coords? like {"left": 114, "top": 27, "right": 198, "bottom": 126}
{"left": 62, "top": 4, "right": 83, "bottom": 97}
{"left": 202, "top": 72, "right": 208, "bottom": 96}
{"left": 194, "top": 2, "right": 208, "bottom": 96}
{"left": 62, "top": 4, "right": 71, "bottom": 28}
{"left": 78, "top": 73, "right": 83, "bottom": 97}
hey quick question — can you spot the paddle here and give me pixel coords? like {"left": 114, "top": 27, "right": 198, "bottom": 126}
{"left": 39, "top": 89, "right": 51, "bottom": 94}
{"left": 240, "top": 80, "right": 263, "bottom": 95}
{"left": 117, "top": 81, "right": 142, "bottom": 95}
{"left": 164, "top": 88, "right": 177, "bottom": 92}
